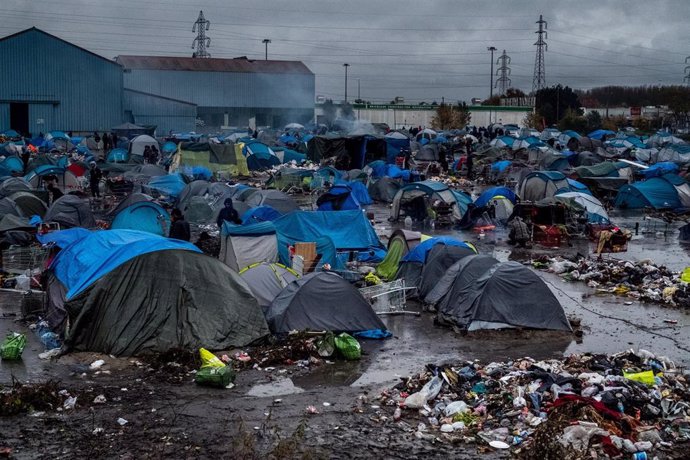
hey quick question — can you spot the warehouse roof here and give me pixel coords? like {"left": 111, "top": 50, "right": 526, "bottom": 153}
{"left": 116, "top": 55, "right": 313, "bottom": 75}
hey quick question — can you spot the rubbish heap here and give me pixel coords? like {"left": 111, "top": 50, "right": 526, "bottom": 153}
{"left": 372, "top": 350, "right": 690, "bottom": 458}
{"left": 533, "top": 256, "right": 690, "bottom": 308}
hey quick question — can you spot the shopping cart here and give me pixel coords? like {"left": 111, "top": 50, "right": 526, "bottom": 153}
{"left": 1, "top": 245, "right": 53, "bottom": 275}
{"left": 359, "top": 279, "right": 419, "bottom": 316}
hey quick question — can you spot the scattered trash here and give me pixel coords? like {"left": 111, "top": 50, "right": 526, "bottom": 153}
{"left": 89, "top": 359, "right": 105, "bottom": 370}
{"left": 305, "top": 405, "right": 319, "bottom": 415}
{"left": 194, "top": 348, "right": 236, "bottom": 389}
{"left": 489, "top": 440, "right": 510, "bottom": 449}
{"left": 0, "top": 332, "right": 26, "bottom": 360}
{"left": 334, "top": 333, "right": 361, "bottom": 360}
{"left": 38, "top": 348, "right": 61, "bottom": 360}
{"left": 93, "top": 395, "right": 107, "bottom": 404}
{"left": 117, "top": 417, "right": 128, "bottom": 426}
{"left": 92, "top": 427, "right": 104, "bottom": 435}
{"left": 62, "top": 396, "right": 77, "bottom": 411}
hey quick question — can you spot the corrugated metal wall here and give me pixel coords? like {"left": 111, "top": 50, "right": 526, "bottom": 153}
{"left": 0, "top": 29, "right": 123, "bottom": 134}
{"left": 123, "top": 90, "right": 196, "bottom": 135}
{"left": 123, "top": 69, "right": 314, "bottom": 109}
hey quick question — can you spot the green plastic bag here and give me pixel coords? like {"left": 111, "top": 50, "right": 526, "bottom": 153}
{"left": 0, "top": 332, "right": 27, "bottom": 360}
{"left": 195, "top": 365, "right": 235, "bottom": 388}
{"left": 334, "top": 333, "right": 361, "bottom": 360}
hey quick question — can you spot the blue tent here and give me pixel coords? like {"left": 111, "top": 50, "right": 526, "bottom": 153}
{"left": 588, "top": 129, "right": 615, "bottom": 140}
{"left": 1, "top": 129, "right": 20, "bottom": 138}
{"left": 48, "top": 131, "right": 70, "bottom": 141}
{"left": 474, "top": 186, "right": 518, "bottom": 208}
{"left": 49, "top": 229, "right": 201, "bottom": 299}
{"left": 567, "top": 178, "right": 593, "bottom": 195}
{"left": 639, "top": 162, "right": 679, "bottom": 179}
{"left": 243, "top": 141, "right": 281, "bottom": 170}
{"left": 107, "top": 148, "right": 129, "bottom": 163}
{"left": 161, "top": 141, "right": 177, "bottom": 155}
{"left": 615, "top": 174, "right": 689, "bottom": 209}
{"left": 491, "top": 160, "right": 512, "bottom": 173}
{"left": 385, "top": 137, "right": 410, "bottom": 164}
{"left": 1, "top": 156, "right": 24, "bottom": 175}
{"left": 347, "top": 180, "right": 372, "bottom": 205}
{"left": 24, "top": 164, "right": 66, "bottom": 181}
{"left": 241, "top": 205, "right": 282, "bottom": 225}
{"left": 402, "top": 237, "right": 477, "bottom": 264}
{"left": 145, "top": 174, "right": 186, "bottom": 198}
{"left": 37, "top": 228, "right": 92, "bottom": 248}
{"left": 111, "top": 202, "right": 171, "bottom": 236}
{"left": 273, "top": 210, "right": 382, "bottom": 252}
{"left": 274, "top": 147, "right": 306, "bottom": 164}
{"left": 317, "top": 184, "right": 362, "bottom": 211}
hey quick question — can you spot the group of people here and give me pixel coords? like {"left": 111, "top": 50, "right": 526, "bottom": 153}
{"left": 143, "top": 145, "right": 160, "bottom": 164}
{"left": 93, "top": 131, "right": 119, "bottom": 152}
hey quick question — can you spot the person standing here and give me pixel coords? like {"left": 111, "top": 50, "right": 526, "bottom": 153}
{"left": 102, "top": 132, "right": 111, "bottom": 153}
{"left": 169, "top": 209, "right": 191, "bottom": 241}
{"left": 89, "top": 161, "right": 102, "bottom": 198}
{"left": 217, "top": 198, "right": 242, "bottom": 227}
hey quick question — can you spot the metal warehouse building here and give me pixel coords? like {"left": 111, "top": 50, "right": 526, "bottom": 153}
{"left": 116, "top": 55, "right": 315, "bottom": 132}
{"left": 0, "top": 28, "right": 123, "bottom": 136}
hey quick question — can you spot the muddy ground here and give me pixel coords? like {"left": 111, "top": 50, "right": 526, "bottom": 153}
{"left": 1, "top": 203, "right": 689, "bottom": 459}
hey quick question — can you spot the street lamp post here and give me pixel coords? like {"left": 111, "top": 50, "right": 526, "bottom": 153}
{"left": 488, "top": 46, "right": 497, "bottom": 124}
{"left": 357, "top": 78, "right": 361, "bottom": 120}
{"left": 262, "top": 39, "right": 271, "bottom": 60}
{"left": 343, "top": 63, "right": 350, "bottom": 103}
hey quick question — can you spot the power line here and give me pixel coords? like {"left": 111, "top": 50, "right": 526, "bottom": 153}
{"left": 191, "top": 10, "right": 211, "bottom": 58}
{"left": 496, "top": 50, "right": 512, "bottom": 96}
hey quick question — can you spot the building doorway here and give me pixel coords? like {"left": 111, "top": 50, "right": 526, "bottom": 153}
{"left": 10, "top": 103, "right": 29, "bottom": 136}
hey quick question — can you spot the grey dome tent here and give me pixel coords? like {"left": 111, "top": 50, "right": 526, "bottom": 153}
{"left": 9, "top": 192, "right": 47, "bottom": 218}
{"left": 239, "top": 262, "right": 300, "bottom": 309}
{"left": 417, "top": 244, "right": 478, "bottom": 300}
{"left": 244, "top": 189, "right": 298, "bottom": 215}
{"left": 426, "top": 255, "right": 499, "bottom": 307}
{"left": 437, "top": 259, "right": 571, "bottom": 332}
{"left": 0, "top": 177, "right": 31, "bottom": 198}
{"left": 0, "top": 197, "right": 23, "bottom": 218}
{"left": 368, "top": 177, "right": 401, "bottom": 203}
{"left": 44, "top": 195, "right": 96, "bottom": 228}
{"left": 266, "top": 272, "right": 386, "bottom": 334}
{"left": 107, "top": 192, "right": 154, "bottom": 217}
{"left": 52, "top": 250, "right": 269, "bottom": 356}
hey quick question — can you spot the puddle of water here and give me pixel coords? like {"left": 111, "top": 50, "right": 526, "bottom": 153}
{"left": 246, "top": 378, "right": 305, "bottom": 397}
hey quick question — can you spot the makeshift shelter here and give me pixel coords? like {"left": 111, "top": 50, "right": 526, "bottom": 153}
{"left": 220, "top": 221, "right": 279, "bottom": 271}
{"left": 555, "top": 192, "right": 609, "bottom": 223}
{"left": 316, "top": 184, "right": 361, "bottom": 211}
{"left": 243, "top": 141, "right": 281, "bottom": 170}
{"left": 575, "top": 161, "right": 631, "bottom": 179}
{"left": 518, "top": 171, "right": 570, "bottom": 202}
{"left": 47, "top": 231, "right": 268, "bottom": 355}
{"left": 266, "top": 272, "right": 386, "bottom": 334}
{"left": 111, "top": 201, "right": 171, "bottom": 236}
{"left": 44, "top": 195, "right": 96, "bottom": 228}
{"left": 307, "top": 135, "right": 387, "bottom": 170}
{"left": 107, "top": 148, "right": 129, "bottom": 163}
{"left": 368, "top": 177, "right": 401, "bottom": 203}
{"left": 417, "top": 243, "right": 478, "bottom": 300}
{"left": 9, "top": 191, "right": 47, "bottom": 218}
{"left": 436, "top": 258, "right": 571, "bottom": 332}
{"left": 144, "top": 173, "right": 187, "bottom": 199}
{"left": 239, "top": 262, "right": 299, "bottom": 309}
{"left": 241, "top": 206, "right": 282, "bottom": 225}
{"left": 615, "top": 174, "right": 690, "bottom": 210}
{"left": 376, "top": 229, "right": 422, "bottom": 280}
{"left": 384, "top": 132, "right": 411, "bottom": 163}
{"left": 174, "top": 141, "right": 249, "bottom": 177}
{"left": 244, "top": 189, "right": 298, "bottom": 215}
{"left": 25, "top": 165, "right": 80, "bottom": 193}
{"left": 390, "top": 180, "right": 470, "bottom": 222}
{"left": 129, "top": 135, "right": 159, "bottom": 157}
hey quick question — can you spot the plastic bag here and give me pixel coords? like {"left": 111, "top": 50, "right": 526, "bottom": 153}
{"left": 558, "top": 424, "right": 608, "bottom": 452}
{"left": 624, "top": 370, "right": 656, "bottom": 386}
{"left": 199, "top": 348, "right": 225, "bottom": 369}
{"left": 334, "top": 333, "right": 361, "bottom": 360}
{"left": 404, "top": 376, "right": 444, "bottom": 409}
{"left": 0, "top": 332, "right": 27, "bottom": 360}
{"left": 195, "top": 366, "right": 235, "bottom": 388}
{"left": 316, "top": 332, "right": 335, "bottom": 357}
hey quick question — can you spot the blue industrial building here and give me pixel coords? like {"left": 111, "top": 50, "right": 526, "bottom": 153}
{"left": 0, "top": 28, "right": 315, "bottom": 136}
{"left": 0, "top": 28, "right": 123, "bottom": 136}
{"left": 116, "top": 55, "right": 315, "bottom": 131}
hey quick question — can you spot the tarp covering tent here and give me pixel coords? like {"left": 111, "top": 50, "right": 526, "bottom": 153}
{"left": 588, "top": 129, "right": 615, "bottom": 140}
{"left": 107, "top": 148, "right": 129, "bottom": 163}
{"left": 129, "top": 135, "right": 159, "bottom": 156}
{"left": 9, "top": 191, "right": 47, "bottom": 218}
{"left": 244, "top": 189, "right": 299, "bottom": 215}
{"left": 417, "top": 243, "right": 479, "bottom": 300}
{"left": 0, "top": 177, "right": 31, "bottom": 198}
{"left": 307, "top": 135, "right": 387, "bottom": 170}
{"left": 316, "top": 184, "right": 361, "bottom": 211}
{"left": 44, "top": 195, "right": 96, "bottom": 228}
{"left": 615, "top": 174, "right": 690, "bottom": 210}
{"left": 144, "top": 174, "right": 187, "bottom": 199}
{"left": 368, "top": 177, "right": 401, "bottom": 203}
{"left": 390, "top": 180, "right": 469, "bottom": 222}
{"left": 555, "top": 191, "right": 609, "bottom": 223}
{"left": 241, "top": 205, "right": 282, "bottom": 225}
{"left": 111, "top": 201, "right": 171, "bottom": 236}
{"left": 0, "top": 214, "right": 33, "bottom": 233}
{"left": 344, "top": 180, "right": 372, "bottom": 205}
{"left": 51, "top": 247, "right": 269, "bottom": 355}
{"left": 239, "top": 262, "right": 299, "bottom": 309}
{"left": 474, "top": 186, "right": 518, "bottom": 208}
{"left": 243, "top": 141, "right": 281, "bottom": 170}
{"left": 266, "top": 272, "right": 386, "bottom": 334}
{"left": 517, "top": 171, "right": 570, "bottom": 202}
{"left": 575, "top": 161, "right": 630, "bottom": 178}
{"left": 639, "top": 162, "right": 679, "bottom": 179}
{"left": 437, "top": 258, "right": 571, "bottom": 332}
{"left": 174, "top": 142, "right": 249, "bottom": 177}
{"left": 376, "top": 229, "right": 422, "bottom": 280}
{"left": 220, "top": 221, "right": 279, "bottom": 271}
{"left": 566, "top": 178, "right": 592, "bottom": 195}
{"left": 384, "top": 132, "right": 410, "bottom": 163}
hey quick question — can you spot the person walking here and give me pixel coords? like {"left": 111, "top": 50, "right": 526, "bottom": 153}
{"left": 169, "top": 209, "right": 191, "bottom": 241}
{"left": 88, "top": 161, "right": 102, "bottom": 198}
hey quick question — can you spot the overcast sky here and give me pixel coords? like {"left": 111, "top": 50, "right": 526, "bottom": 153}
{"left": 4, "top": 0, "right": 690, "bottom": 103}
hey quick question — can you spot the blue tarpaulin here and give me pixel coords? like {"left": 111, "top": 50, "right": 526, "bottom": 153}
{"left": 474, "top": 186, "right": 517, "bottom": 208}
{"left": 241, "top": 206, "right": 282, "bottom": 225}
{"left": 567, "top": 178, "right": 593, "bottom": 195}
{"left": 37, "top": 228, "right": 92, "bottom": 248}
{"left": 273, "top": 210, "right": 382, "bottom": 251}
{"left": 49, "top": 229, "right": 201, "bottom": 299}
{"left": 491, "top": 160, "right": 512, "bottom": 173}
{"left": 146, "top": 174, "right": 186, "bottom": 198}
{"left": 639, "top": 162, "right": 679, "bottom": 179}
{"left": 402, "top": 237, "right": 476, "bottom": 263}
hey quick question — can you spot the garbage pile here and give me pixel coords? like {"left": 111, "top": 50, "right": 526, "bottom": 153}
{"left": 534, "top": 256, "right": 690, "bottom": 308}
{"left": 372, "top": 350, "right": 690, "bottom": 458}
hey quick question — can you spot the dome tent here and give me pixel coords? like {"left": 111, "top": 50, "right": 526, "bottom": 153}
{"left": 266, "top": 272, "right": 386, "bottom": 334}
{"left": 45, "top": 229, "right": 269, "bottom": 355}
{"left": 44, "top": 195, "right": 96, "bottom": 228}
{"left": 239, "top": 262, "right": 300, "bottom": 309}
{"left": 111, "top": 201, "right": 171, "bottom": 236}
